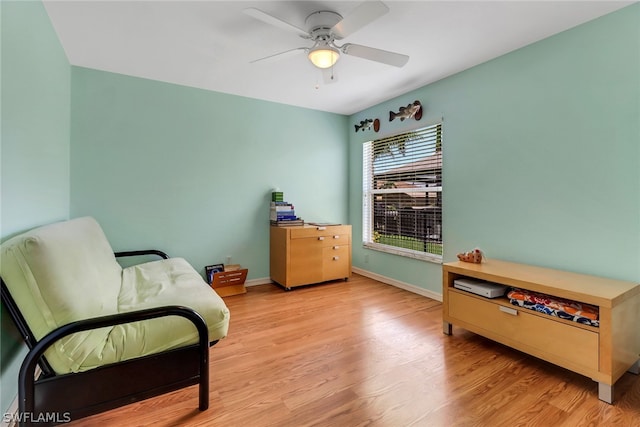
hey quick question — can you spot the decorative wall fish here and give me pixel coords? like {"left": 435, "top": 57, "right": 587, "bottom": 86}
{"left": 389, "top": 100, "right": 422, "bottom": 122}
{"left": 354, "top": 119, "right": 374, "bottom": 132}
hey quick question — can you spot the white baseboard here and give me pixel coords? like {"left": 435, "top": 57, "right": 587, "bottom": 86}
{"left": 351, "top": 267, "right": 443, "bottom": 302}
{"left": 244, "top": 277, "right": 273, "bottom": 287}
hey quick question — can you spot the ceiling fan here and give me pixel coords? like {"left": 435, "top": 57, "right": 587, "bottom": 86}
{"left": 243, "top": 0, "right": 409, "bottom": 72}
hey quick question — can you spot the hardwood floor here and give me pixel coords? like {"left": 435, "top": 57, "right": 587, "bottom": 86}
{"left": 69, "top": 274, "right": 640, "bottom": 426}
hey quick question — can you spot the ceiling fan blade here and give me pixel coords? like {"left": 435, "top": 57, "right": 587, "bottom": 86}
{"left": 250, "top": 47, "right": 307, "bottom": 64}
{"left": 243, "top": 8, "right": 309, "bottom": 38}
{"left": 341, "top": 43, "right": 409, "bottom": 68}
{"left": 331, "top": 0, "right": 389, "bottom": 40}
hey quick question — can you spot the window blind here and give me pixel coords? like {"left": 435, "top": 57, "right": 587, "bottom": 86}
{"left": 363, "top": 123, "right": 443, "bottom": 260}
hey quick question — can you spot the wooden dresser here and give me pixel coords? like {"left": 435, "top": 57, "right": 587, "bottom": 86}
{"left": 270, "top": 224, "right": 351, "bottom": 290}
{"left": 442, "top": 259, "right": 640, "bottom": 403}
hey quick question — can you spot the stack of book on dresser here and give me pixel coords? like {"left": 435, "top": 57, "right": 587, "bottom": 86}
{"left": 270, "top": 191, "right": 303, "bottom": 226}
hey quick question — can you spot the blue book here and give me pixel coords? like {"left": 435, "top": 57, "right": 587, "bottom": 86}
{"left": 277, "top": 215, "right": 298, "bottom": 220}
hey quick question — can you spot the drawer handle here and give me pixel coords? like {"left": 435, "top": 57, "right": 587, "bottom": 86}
{"left": 333, "top": 246, "right": 340, "bottom": 250}
{"left": 318, "top": 237, "right": 325, "bottom": 241}
{"left": 317, "top": 226, "right": 326, "bottom": 231}
{"left": 499, "top": 306, "right": 518, "bottom": 316}
{"left": 333, "top": 235, "right": 340, "bottom": 239}
{"left": 333, "top": 256, "right": 340, "bottom": 261}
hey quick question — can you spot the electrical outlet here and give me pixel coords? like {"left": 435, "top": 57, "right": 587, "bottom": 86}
{"left": 364, "top": 254, "right": 369, "bottom": 263}
{"left": 226, "top": 256, "right": 232, "bottom": 265}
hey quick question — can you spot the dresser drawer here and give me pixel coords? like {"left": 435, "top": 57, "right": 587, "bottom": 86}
{"left": 290, "top": 225, "right": 351, "bottom": 240}
{"left": 318, "top": 234, "right": 349, "bottom": 247}
{"left": 448, "top": 291, "right": 598, "bottom": 371}
{"left": 322, "top": 245, "right": 350, "bottom": 281}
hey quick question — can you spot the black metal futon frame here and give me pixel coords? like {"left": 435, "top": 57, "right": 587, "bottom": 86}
{"left": 1, "top": 250, "right": 217, "bottom": 427}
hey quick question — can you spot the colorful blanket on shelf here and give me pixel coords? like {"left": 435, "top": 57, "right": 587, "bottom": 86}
{"left": 507, "top": 288, "right": 599, "bottom": 327}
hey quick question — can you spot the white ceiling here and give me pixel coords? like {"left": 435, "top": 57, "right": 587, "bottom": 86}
{"left": 43, "top": 1, "right": 633, "bottom": 115}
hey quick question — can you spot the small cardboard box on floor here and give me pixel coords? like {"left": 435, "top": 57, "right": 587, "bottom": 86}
{"left": 211, "top": 264, "right": 248, "bottom": 297}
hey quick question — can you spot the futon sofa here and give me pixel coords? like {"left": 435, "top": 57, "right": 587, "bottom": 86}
{"left": 0, "top": 217, "right": 230, "bottom": 425}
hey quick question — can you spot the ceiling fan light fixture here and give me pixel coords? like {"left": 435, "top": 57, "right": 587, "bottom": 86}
{"left": 308, "top": 45, "right": 340, "bottom": 69}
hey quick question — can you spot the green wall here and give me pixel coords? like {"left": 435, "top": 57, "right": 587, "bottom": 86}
{"left": 349, "top": 3, "right": 640, "bottom": 294}
{"left": 0, "top": 0, "right": 71, "bottom": 414}
{"left": 70, "top": 68, "right": 349, "bottom": 279}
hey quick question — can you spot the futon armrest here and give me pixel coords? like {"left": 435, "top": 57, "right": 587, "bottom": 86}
{"left": 19, "top": 305, "right": 209, "bottom": 384}
{"left": 114, "top": 249, "right": 169, "bottom": 259}
{"left": 19, "top": 306, "right": 209, "bottom": 414}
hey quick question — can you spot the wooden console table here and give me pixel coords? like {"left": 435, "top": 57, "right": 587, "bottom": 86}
{"left": 442, "top": 259, "right": 640, "bottom": 403}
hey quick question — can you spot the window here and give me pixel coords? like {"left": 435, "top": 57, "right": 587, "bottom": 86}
{"left": 363, "top": 122, "right": 443, "bottom": 262}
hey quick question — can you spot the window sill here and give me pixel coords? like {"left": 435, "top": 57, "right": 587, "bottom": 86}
{"left": 363, "top": 242, "right": 442, "bottom": 264}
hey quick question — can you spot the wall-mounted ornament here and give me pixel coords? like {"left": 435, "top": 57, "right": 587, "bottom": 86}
{"left": 389, "top": 100, "right": 422, "bottom": 122}
{"left": 354, "top": 119, "right": 374, "bottom": 133}
{"left": 373, "top": 118, "right": 380, "bottom": 132}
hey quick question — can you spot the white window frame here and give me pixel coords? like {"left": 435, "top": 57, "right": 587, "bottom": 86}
{"left": 362, "top": 122, "right": 443, "bottom": 263}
